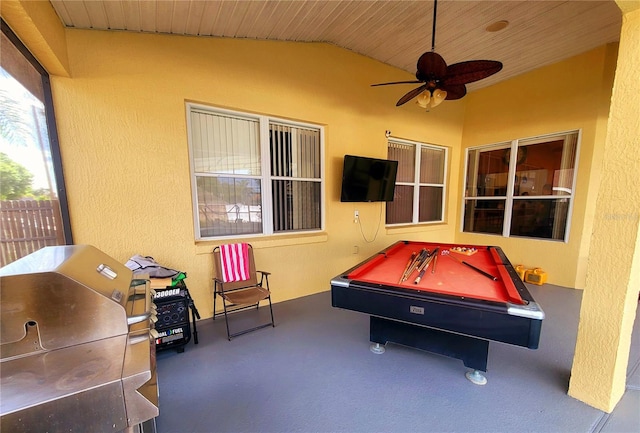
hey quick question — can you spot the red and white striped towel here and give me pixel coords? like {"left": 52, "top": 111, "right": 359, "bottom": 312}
{"left": 220, "top": 243, "right": 250, "bottom": 282}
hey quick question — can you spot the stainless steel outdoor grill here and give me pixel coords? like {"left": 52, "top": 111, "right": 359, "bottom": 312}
{"left": 0, "top": 245, "right": 159, "bottom": 433}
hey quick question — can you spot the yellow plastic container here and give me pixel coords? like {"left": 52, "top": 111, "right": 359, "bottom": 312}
{"left": 515, "top": 265, "right": 527, "bottom": 281}
{"left": 524, "top": 268, "right": 548, "bottom": 285}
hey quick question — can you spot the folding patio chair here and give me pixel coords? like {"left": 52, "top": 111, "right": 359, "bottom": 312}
{"left": 212, "top": 243, "right": 274, "bottom": 340}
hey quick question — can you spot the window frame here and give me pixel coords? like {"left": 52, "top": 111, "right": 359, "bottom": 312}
{"left": 386, "top": 137, "right": 448, "bottom": 226}
{"left": 461, "top": 130, "right": 581, "bottom": 242}
{"left": 186, "top": 102, "right": 325, "bottom": 240}
{"left": 1, "top": 19, "right": 72, "bottom": 245}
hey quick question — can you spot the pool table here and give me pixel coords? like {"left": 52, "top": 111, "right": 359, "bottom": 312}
{"left": 331, "top": 240, "right": 544, "bottom": 384}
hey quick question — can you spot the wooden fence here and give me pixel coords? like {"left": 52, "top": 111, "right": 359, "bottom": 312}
{"left": 0, "top": 199, "right": 65, "bottom": 267}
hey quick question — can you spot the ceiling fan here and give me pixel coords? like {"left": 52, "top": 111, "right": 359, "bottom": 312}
{"left": 372, "top": 0, "right": 503, "bottom": 109}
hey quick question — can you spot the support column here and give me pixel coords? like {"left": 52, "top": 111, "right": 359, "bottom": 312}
{"left": 568, "top": 3, "right": 640, "bottom": 412}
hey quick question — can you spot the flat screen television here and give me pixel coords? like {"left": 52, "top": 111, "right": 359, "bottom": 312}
{"left": 340, "top": 155, "right": 398, "bottom": 202}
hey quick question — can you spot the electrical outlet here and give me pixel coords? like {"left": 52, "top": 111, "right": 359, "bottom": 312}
{"left": 354, "top": 210, "right": 359, "bottom": 223}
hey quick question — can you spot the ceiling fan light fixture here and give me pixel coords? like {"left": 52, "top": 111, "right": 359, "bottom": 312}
{"left": 416, "top": 91, "right": 431, "bottom": 108}
{"left": 431, "top": 89, "right": 447, "bottom": 107}
{"left": 416, "top": 89, "right": 447, "bottom": 110}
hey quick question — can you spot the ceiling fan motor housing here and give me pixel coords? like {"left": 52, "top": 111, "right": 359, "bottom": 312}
{"left": 416, "top": 51, "right": 448, "bottom": 82}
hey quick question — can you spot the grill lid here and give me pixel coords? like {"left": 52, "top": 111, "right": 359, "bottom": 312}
{"left": 0, "top": 245, "right": 134, "bottom": 355}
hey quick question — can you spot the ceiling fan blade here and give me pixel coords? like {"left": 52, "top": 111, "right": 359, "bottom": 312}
{"left": 444, "top": 60, "right": 503, "bottom": 85}
{"left": 441, "top": 84, "right": 467, "bottom": 100}
{"left": 371, "top": 80, "right": 423, "bottom": 87}
{"left": 396, "top": 84, "right": 429, "bottom": 106}
{"left": 416, "top": 51, "right": 447, "bottom": 81}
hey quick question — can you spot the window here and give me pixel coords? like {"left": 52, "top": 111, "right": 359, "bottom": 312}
{"left": 386, "top": 138, "right": 447, "bottom": 225}
{"left": 187, "top": 104, "right": 323, "bottom": 239}
{"left": 463, "top": 131, "right": 579, "bottom": 241}
{"left": 0, "top": 19, "right": 71, "bottom": 266}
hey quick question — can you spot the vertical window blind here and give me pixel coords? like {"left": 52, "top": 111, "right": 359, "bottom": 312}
{"left": 188, "top": 105, "right": 323, "bottom": 239}
{"left": 387, "top": 139, "right": 446, "bottom": 225}
{"left": 270, "top": 123, "right": 321, "bottom": 233}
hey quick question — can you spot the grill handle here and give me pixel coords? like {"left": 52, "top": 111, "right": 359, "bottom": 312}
{"left": 127, "top": 278, "right": 155, "bottom": 326}
{"left": 129, "top": 333, "right": 151, "bottom": 345}
{"left": 127, "top": 312, "right": 151, "bottom": 326}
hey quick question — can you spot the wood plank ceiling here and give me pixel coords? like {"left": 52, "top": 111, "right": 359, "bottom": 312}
{"left": 48, "top": 0, "right": 622, "bottom": 92}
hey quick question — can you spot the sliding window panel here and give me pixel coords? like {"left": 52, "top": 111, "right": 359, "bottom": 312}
{"left": 419, "top": 147, "right": 444, "bottom": 184}
{"left": 271, "top": 180, "right": 320, "bottom": 232}
{"left": 269, "top": 123, "right": 321, "bottom": 178}
{"left": 270, "top": 122, "right": 321, "bottom": 233}
{"left": 196, "top": 176, "right": 262, "bottom": 237}
{"left": 418, "top": 186, "right": 443, "bottom": 223}
{"left": 510, "top": 198, "right": 568, "bottom": 240}
{"left": 190, "top": 111, "right": 261, "bottom": 175}
{"left": 386, "top": 185, "right": 414, "bottom": 224}
{"left": 388, "top": 141, "right": 415, "bottom": 183}
{"left": 463, "top": 199, "right": 505, "bottom": 235}
{"left": 467, "top": 147, "right": 510, "bottom": 198}
{"left": 419, "top": 146, "right": 445, "bottom": 222}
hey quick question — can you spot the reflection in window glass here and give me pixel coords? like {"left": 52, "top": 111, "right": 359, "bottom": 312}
{"left": 515, "top": 137, "right": 576, "bottom": 197}
{"left": 465, "top": 145, "right": 510, "bottom": 198}
{"left": 463, "top": 199, "right": 505, "bottom": 235}
{"left": 463, "top": 131, "right": 578, "bottom": 241}
{"left": 510, "top": 198, "right": 569, "bottom": 240}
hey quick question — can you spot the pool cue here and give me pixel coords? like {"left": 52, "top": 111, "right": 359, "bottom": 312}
{"left": 414, "top": 248, "right": 439, "bottom": 284}
{"left": 404, "top": 249, "right": 427, "bottom": 279}
{"left": 401, "top": 249, "right": 428, "bottom": 282}
{"left": 399, "top": 252, "right": 417, "bottom": 283}
{"left": 401, "top": 250, "right": 423, "bottom": 282}
{"left": 446, "top": 251, "right": 498, "bottom": 281}
{"left": 431, "top": 248, "right": 439, "bottom": 274}
{"left": 413, "top": 256, "right": 434, "bottom": 284}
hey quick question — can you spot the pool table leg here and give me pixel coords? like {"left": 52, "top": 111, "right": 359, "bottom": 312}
{"left": 370, "top": 342, "right": 385, "bottom": 354}
{"left": 465, "top": 370, "right": 488, "bottom": 385}
{"left": 369, "top": 316, "right": 490, "bottom": 383}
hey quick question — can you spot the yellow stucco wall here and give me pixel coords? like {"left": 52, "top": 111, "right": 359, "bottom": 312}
{"left": 568, "top": 4, "right": 640, "bottom": 412}
{"left": 49, "top": 28, "right": 466, "bottom": 317}
{"left": 457, "top": 44, "right": 618, "bottom": 289}
{"left": 0, "top": 0, "right": 69, "bottom": 76}
{"left": 3, "top": 0, "right": 639, "bottom": 415}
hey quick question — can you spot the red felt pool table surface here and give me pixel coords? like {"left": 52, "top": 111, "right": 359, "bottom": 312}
{"left": 346, "top": 241, "right": 524, "bottom": 305}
